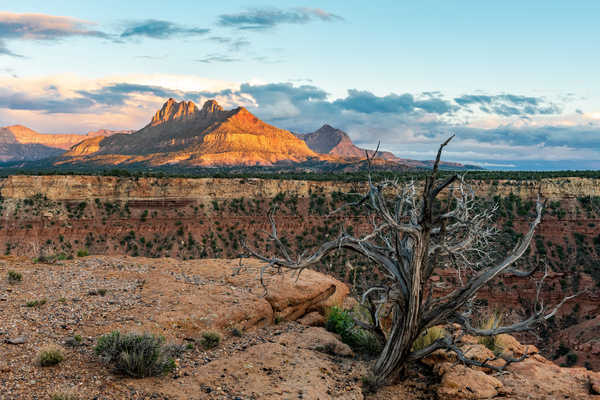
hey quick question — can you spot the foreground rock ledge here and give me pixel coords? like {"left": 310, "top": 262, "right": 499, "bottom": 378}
{"left": 0, "top": 255, "right": 598, "bottom": 399}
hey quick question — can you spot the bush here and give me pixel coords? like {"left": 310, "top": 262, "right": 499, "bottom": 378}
{"left": 51, "top": 393, "right": 80, "bottom": 400}
{"left": 564, "top": 352, "right": 578, "bottom": 367}
{"left": 76, "top": 249, "right": 88, "bottom": 257}
{"left": 26, "top": 299, "right": 47, "bottom": 307}
{"left": 477, "top": 313, "right": 504, "bottom": 355}
{"left": 325, "top": 306, "right": 382, "bottom": 356}
{"left": 7, "top": 270, "right": 22, "bottom": 283}
{"left": 412, "top": 326, "right": 446, "bottom": 351}
{"left": 199, "top": 331, "right": 221, "bottom": 349}
{"left": 38, "top": 346, "right": 64, "bottom": 366}
{"left": 95, "top": 331, "right": 176, "bottom": 378}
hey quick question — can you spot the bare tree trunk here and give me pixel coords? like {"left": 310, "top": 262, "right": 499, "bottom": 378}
{"left": 373, "top": 245, "right": 425, "bottom": 383}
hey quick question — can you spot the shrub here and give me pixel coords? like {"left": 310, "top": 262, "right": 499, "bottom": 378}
{"left": 38, "top": 346, "right": 64, "bottom": 366}
{"left": 412, "top": 326, "right": 446, "bottom": 351}
{"left": 95, "top": 331, "right": 176, "bottom": 378}
{"left": 51, "top": 392, "right": 80, "bottom": 400}
{"left": 26, "top": 299, "right": 47, "bottom": 307}
{"left": 7, "top": 270, "right": 22, "bottom": 283}
{"left": 231, "top": 327, "right": 243, "bottom": 337}
{"left": 325, "top": 306, "right": 382, "bottom": 356}
{"left": 199, "top": 331, "right": 221, "bottom": 349}
{"left": 564, "top": 352, "right": 578, "bottom": 367}
{"left": 477, "top": 312, "right": 504, "bottom": 355}
{"left": 76, "top": 249, "right": 88, "bottom": 257}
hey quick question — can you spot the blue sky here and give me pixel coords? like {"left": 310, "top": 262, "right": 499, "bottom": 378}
{"left": 1, "top": 1, "right": 599, "bottom": 169}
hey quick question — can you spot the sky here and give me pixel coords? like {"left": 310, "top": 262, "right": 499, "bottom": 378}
{"left": 0, "top": 1, "right": 599, "bottom": 170}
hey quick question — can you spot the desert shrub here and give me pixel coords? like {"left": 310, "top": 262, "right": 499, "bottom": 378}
{"left": 38, "top": 346, "right": 64, "bottom": 366}
{"left": 88, "top": 288, "right": 107, "bottom": 296}
{"left": 231, "top": 327, "right": 243, "bottom": 337}
{"left": 51, "top": 392, "right": 80, "bottom": 400}
{"left": 325, "top": 306, "right": 382, "bottom": 355}
{"left": 564, "top": 352, "right": 578, "bottom": 367}
{"left": 477, "top": 313, "right": 504, "bottom": 355}
{"left": 7, "top": 270, "right": 22, "bottom": 283}
{"left": 199, "top": 332, "right": 221, "bottom": 349}
{"left": 411, "top": 326, "right": 446, "bottom": 351}
{"left": 95, "top": 331, "right": 175, "bottom": 378}
{"left": 76, "top": 249, "right": 88, "bottom": 257}
{"left": 26, "top": 299, "right": 47, "bottom": 307}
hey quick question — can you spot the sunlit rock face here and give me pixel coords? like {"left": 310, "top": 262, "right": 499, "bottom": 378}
{"left": 62, "top": 98, "right": 320, "bottom": 166}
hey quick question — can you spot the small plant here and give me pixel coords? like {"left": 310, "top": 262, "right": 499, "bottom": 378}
{"left": 361, "top": 373, "right": 380, "bottom": 394}
{"left": 76, "top": 249, "right": 88, "bottom": 257}
{"left": 411, "top": 326, "right": 446, "bottom": 351}
{"left": 95, "top": 331, "right": 175, "bottom": 378}
{"left": 26, "top": 299, "right": 47, "bottom": 307}
{"left": 325, "top": 306, "right": 382, "bottom": 355}
{"left": 38, "top": 346, "right": 64, "bottom": 366}
{"left": 51, "top": 392, "right": 80, "bottom": 400}
{"left": 199, "top": 331, "right": 221, "bottom": 349}
{"left": 7, "top": 270, "right": 22, "bottom": 283}
{"left": 231, "top": 327, "right": 243, "bottom": 337}
{"left": 88, "top": 288, "right": 107, "bottom": 296}
{"left": 477, "top": 312, "right": 504, "bottom": 355}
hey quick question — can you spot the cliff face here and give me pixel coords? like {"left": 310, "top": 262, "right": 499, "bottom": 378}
{"left": 0, "top": 175, "right": 598, "bottom": 368}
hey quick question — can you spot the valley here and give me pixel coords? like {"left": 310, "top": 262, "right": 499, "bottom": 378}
{"left": 1, "top": 174, "right": 598, "bottom": 372}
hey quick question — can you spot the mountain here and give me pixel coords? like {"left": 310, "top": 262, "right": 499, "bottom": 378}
{"left": 63, "top": 99, "right": 320, "bottom": 167}
{"left": 0, "top": 125, "right": 133, "bottom": 162}
{"left": 298, "top": 124, "right": 480, "bottom": 170}
{"left": 297, "top": 124, "right": 398, "bottom": 160}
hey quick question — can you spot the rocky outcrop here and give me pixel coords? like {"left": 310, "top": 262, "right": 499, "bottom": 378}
{"left": 62, "top": 99, "right": 320, "bottom": 167}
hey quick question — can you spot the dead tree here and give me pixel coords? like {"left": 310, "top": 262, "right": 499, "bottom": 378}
{"left": 244, "top": 137, "right": 575, "bottom": 385}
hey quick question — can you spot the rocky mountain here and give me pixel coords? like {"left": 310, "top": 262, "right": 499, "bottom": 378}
{"left": 63, "top": 98, "right": 320, "bottom": 167}
{"left": 298, "top": 124, "right": 479, "bottom": 170}
{"left": 0, "top": 125, "right": 132, "bottom": 162}
{"left": 297, "top": 124, "right": 398, "bottom": 160}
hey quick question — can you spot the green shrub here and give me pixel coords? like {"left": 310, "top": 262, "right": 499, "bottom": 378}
{"left": 51, "top": 392, "right": 80, "bottom": 400}
{"left": 38, "top": 346, "right": 64, "bottom": 366}
{"left": 26, "top": 299, "right": 47, "bottom": 307}
{"left": 231, "top": 327, "right": 243, "bottom": 337}
{"left": 76, "top": 249, "right": 88, "bottom": 257}
{"left": 477, "top": 313, "right": 504, "bottom": 355}
{"left": 95, "top": 331, "right": 176, "bottom": 378}
{"left": 199, "top": 331, "right": 221, "bottom": 349}
{"left": 564, "top": 352, "right": 578, "bottom": 367}
{"left": 412, "top": 326, "right": 446, "bottom": 351}
{"left": 7, "top": 270, "right": 22, "bottom": 283}
{"left": 325, "top": 306, "right": 381, "bottom": 356}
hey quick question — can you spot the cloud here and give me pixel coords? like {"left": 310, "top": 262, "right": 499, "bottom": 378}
{"left": 333, "top": 90, "right": 455, "bottom": 115}
{"left": 119, "top": 19, "right": 209, "bottom": 39}
{"left": 454, "top": 93, "right": 560, "bottom": 116}
{"left": 194, "top": 54, "right": 241, "bottom": 63}
{"left": 0, "top": 12, "right": 110, "bottom": 57}
{"left": 218, "top": 7, "right": 343, "bottom": 30}
{"left": 0, "top": 75, "right": 596, "bottom": 169}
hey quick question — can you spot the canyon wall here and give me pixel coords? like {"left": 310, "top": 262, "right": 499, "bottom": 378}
{"left": 0, "top": 175, "right": 598, "bottom": 368}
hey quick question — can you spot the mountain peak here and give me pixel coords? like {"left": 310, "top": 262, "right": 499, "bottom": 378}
{"left": 201, "top": 99, "right": 223, "bottom": 114}
{"left": 150, "top": 98, "right": 199, "bottom": 126}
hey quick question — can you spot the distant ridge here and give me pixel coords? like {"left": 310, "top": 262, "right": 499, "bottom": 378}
{"left": 0, "top": 125, "right": 131, "bottom": 162}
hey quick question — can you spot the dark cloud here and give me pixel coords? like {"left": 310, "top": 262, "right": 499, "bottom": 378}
{"left": 218, "top": 7, "right": 343, "bottom": 30}
{"left": 120, "top": 19, "right": 209, "bottom": 39}
{"left": 0, "top": 89, "right": 95, "bottom": 113}
{"left": 454, "top": 93, "right": 560, "bottom": 116}
{"left": 333, "top": 90, "right": 455, "bottom": 114}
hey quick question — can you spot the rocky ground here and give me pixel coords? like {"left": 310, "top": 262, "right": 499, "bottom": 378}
{"left": 1, "top": 255, "right": 598, "bottom": 399}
